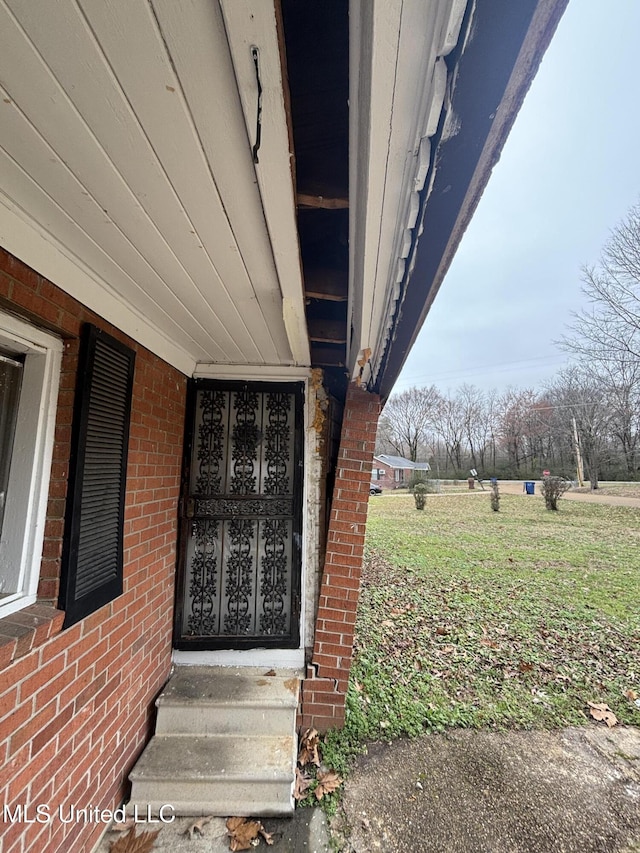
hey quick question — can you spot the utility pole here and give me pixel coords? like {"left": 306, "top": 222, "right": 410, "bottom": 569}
{"left": 572, "top": 417, "right": 585, "bottom": 487}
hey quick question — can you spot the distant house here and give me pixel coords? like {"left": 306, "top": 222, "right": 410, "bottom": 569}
{"left": 372, "top": 455, "right": 431, "bottom": 490}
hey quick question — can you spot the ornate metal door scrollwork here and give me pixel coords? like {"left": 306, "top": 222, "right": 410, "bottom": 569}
{"left": 177, "top": 382, "right": 303, "bottom": 649}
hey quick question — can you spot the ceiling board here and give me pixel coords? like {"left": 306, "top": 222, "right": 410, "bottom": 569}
{"left": 0, "top": 0, "right": 304, "bottom": 371}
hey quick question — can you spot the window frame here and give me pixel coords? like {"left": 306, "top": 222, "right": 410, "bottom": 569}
{"left": 0, "top": 312, "right": 62, "bottom": 621}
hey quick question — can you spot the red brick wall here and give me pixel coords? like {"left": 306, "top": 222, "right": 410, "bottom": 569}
{"left": 301, "top": 384, "right": 380, "bottom": 732}
{"left": 372, "top": 461, "right": 396, "bottom": 490}
{"left": 0, "top": 248, "right": 187, "bottom": 853}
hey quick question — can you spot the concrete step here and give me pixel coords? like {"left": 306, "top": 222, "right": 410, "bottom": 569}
{"left": 155, "top": 666, "right": 299, "bottom": 736}
{"left": 128, "top": 734, "right": 296, "bottom": 816}
{"left": 127, "top": 667, "right": 301, "bottom": 817}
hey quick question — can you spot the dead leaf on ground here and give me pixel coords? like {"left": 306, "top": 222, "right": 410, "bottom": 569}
{"left": 518, "top": 661, "right": 534, "bottom": 673}
{"left": 588, "top": 701, "right": 618, "bottom": 727}
{"left": 435, "top": 626, "right": 449, "bottom": 636}
{"left": 184, "top": 816, "right": 212, "bottom": 838}
{"left": 625, "top": 689, "right": 638, "bottom": 701}
{"left": 259, "top": 826, "right": 274, "bottom": 846}
{"left": 109, "top": 825, "right": 161, "bottom": 853}
{"left": 226, "top": 817, "right": 273, "bottom": 851}
{"left": 298, "top": 727, "right": 320, "bottom": 766}
{"left": 226, "top": 817, "right": 262, "bottom": 851}
{"left": 293, "top": 766, "right": 313, "bottom": 800}
{"left": 314, "top": 769, "right": 343, "bottom": 800}
{"left": 479, "top": 638, "right": 500, "bottom": 649}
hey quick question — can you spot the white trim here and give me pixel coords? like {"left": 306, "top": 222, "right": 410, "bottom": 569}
{"left": 193, "top": 363, "right": 311, "bottom": 381}
{"left": 220, "top": 0, "right": 310, "bottom": 366}
{"left": 172, "top": 649, "right": 305, "bottom": 669}
{"left": 0, "top": 312, "right": 62, "bottom": 620}
{"left": 0, "top": 196, "right": 197, "bottom": 377}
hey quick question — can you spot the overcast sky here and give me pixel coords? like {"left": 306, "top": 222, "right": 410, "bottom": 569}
{"left": 394, "top": 0, "right": 640, "bottom": 396}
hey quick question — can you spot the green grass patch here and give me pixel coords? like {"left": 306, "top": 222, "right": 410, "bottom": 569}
{"left": 330, "top": 494, "right": 640, "bottom": 762}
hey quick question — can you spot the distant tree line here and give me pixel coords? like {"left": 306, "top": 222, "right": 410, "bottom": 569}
{"left": 377, "top": 200, "right": 640, "bottom": 487}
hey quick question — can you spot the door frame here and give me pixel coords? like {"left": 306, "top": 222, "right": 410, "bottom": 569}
{"left": 172, "top": 378, "right": 305, "bottom": 651}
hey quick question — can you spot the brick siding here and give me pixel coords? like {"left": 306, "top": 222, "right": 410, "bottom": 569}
{"left": 0, "top": 248, "right": 186, "bottom": 853}
{"left": 372, "top": 460, "right": 413, "bottom": 490}
{"left": 301, "top": 384, "right": 381, "bottom": 732}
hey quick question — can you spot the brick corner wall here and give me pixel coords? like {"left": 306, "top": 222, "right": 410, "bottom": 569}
{"left": 300, "top": 383, "right": 381, "bottom": 733}
{"left": 0, "top": 248, "right": 187, "bottom": 853}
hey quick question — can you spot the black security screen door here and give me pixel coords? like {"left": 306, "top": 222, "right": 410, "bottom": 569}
{"left": 174, "top": 381, "right": 304, "bottom": 650}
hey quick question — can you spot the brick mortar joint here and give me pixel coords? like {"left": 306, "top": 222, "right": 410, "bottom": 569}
{"left": 0, "top": 603, "right": 64, "bottom": 669}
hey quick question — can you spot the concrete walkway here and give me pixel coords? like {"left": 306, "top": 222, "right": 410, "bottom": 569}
{"left": 559, "top": 491, "right": 640, "bottom": 509}
{"left": 336, "top": 725, "right": 640, "bottom": 853}
{"left": 96, "top": 807, "right": 330, "bottom": 852}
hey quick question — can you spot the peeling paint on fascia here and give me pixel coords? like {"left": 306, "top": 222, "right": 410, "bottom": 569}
{"left": 441, "top": 107, "right": 461, "bottom": 141}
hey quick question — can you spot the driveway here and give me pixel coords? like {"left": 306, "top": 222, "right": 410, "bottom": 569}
{"left": 474, "top": 481, "right": 640, "bottom": 509}
{"left": 335, "top": 725, "right": 640, "bottom": 853}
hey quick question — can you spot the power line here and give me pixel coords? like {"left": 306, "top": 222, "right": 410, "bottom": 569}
{"left": 396, "top": 353, "right": 569, "bottom": 387}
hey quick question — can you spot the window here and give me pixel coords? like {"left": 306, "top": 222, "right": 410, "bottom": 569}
{"left": 0, "top": 352, "right": 23, "bottom": 532}
{"left": 0, "top": 313, "right": 62, "bottom": 620}
{"left": 59, "top": 325, "right": 135, "bottom": 627}
{"left": 394, "top": 469, "right": 404, "bottom": 482}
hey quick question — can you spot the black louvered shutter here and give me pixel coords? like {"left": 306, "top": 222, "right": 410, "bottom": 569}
{"left": 59, "top": 324, "right": 135, "bottom": 627}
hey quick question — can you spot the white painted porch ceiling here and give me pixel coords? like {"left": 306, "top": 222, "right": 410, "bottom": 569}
{"left": 0, "top": 0, "right": 307, "bottom": 374}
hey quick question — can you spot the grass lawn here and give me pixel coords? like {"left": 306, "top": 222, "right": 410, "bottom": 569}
{"left": 326, "top": 492, "right": 640, "bottom": 769}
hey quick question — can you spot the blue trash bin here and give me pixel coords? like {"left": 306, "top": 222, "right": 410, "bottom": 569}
{"left": 524, "top": 481, "right": 535, "bottom": 495}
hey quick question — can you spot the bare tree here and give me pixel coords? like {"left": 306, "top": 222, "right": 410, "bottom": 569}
{"left": 431, "top": 393, "right": 466, "bottom": 472}
{"left": 459, "top": 384, "right": 486, "bottom": 470}
{"left": 376, "top": 386, "right": 438, "bottom": 461}
{"left": 547, "top": 367, "right": 611, "bottom": 489}
{"left": 497, "top": 388, "right": 543, "bottom": 475}
{"left": 558, "top": 200, "right": 640, "bottom": 479}
{"left": 593, "top": 356, "right": 640, "bottom": 478}
{"left": 562, "top": 200, "right": 640, "bottom": 363}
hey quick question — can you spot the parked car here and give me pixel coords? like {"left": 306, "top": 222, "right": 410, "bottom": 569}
{"left": 370, "top": 482, "right": 382, "bottom": 495}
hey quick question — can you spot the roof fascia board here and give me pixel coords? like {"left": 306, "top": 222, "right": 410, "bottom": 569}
{"left": 376, "top": 0, "right": 569, "bottom": 398}
{"left": 348, "top": 0, "right": 465, "bottom": 382}
{"left": 347, "top": 0, "right": 400, "bottom": 376}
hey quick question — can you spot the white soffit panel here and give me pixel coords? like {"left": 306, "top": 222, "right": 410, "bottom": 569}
{"left": 220, "top": 0, "right": 310, "bottom": 367}
{"left": 0, "top": 194, "right": 198, "bottom": 374}
{"left": 0, "top": 0, "right": 301, "bottom": 373}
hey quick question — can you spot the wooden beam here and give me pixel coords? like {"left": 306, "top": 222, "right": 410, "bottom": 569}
{"left": 310, "top": 344, "right": 346, "bottom": 367}
{"left": 297, "top": 192, "right": 349, "bottom": 210}
{"left": 308, "top": 318, "right": 347, "bottom": 344}
{"left": 304, "top": 268, "right": 348, "bottom": 301}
